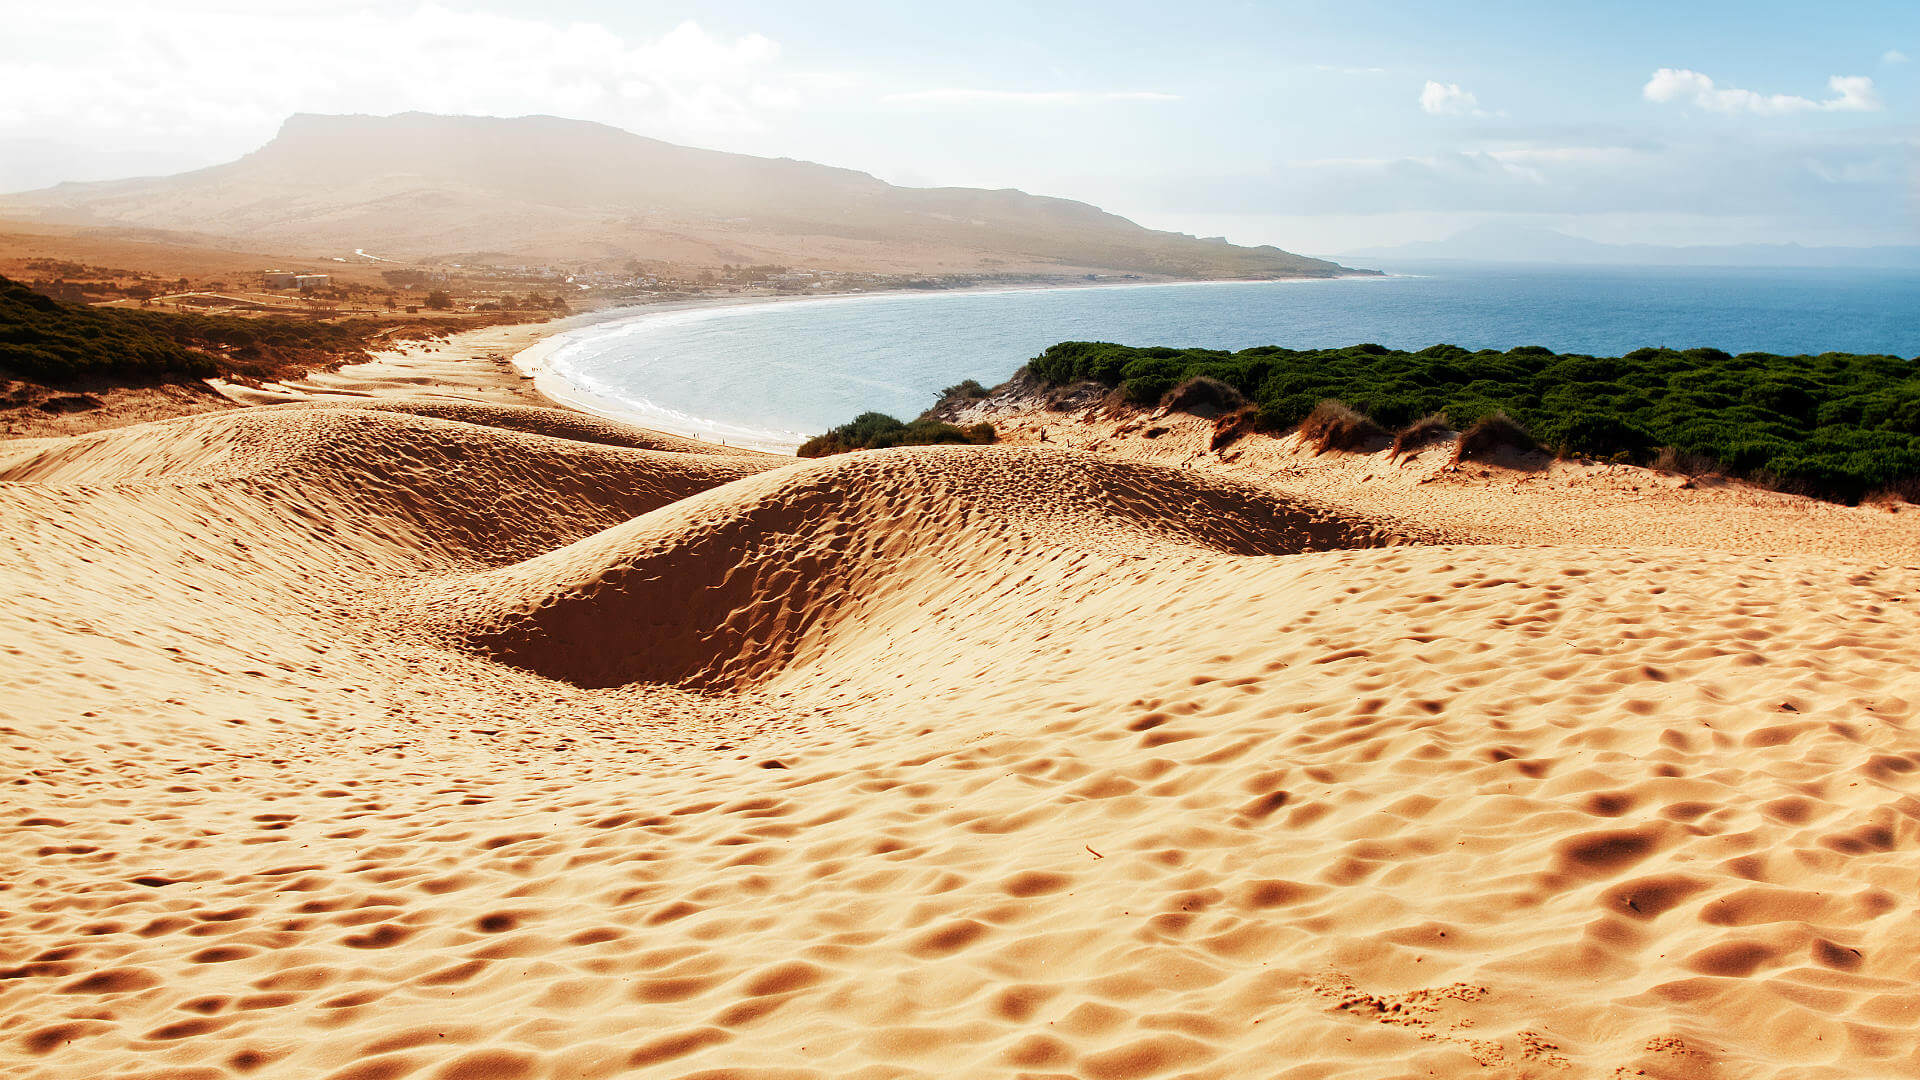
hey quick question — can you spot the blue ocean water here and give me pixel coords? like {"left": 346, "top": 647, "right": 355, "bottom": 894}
{"left": 541, "top": 263, "right": 1920, "bottom": 450}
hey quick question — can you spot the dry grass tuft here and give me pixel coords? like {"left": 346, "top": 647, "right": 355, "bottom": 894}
{"left": 1388, "top": 413, "right": 1454, "bottom": 460}
{"left": 1298, "top": 400, "right": 1388, "bottom": 454}
{"left": 1651, "top": 446, "right": 1717, "bottom": 477}
{"left": 1162, "top": 376, "right": 1248, "bottom": 418}
{"left": 1868, "top": 475, "right": 1920, "bottom": 508}
{"left": 1454, "top": 411, "right": 1537, "bottom": 462}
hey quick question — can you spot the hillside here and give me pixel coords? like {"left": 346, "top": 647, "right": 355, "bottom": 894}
{"left": 0, "top": 113, "right": 1360, "bottom": 280}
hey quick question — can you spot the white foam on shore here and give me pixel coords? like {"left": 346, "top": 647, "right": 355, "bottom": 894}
{"left": 538, "top": 368, "right": 806, "bottom": 455}
{"left": 507, "top": 320, "right": 795, "bottom": 454}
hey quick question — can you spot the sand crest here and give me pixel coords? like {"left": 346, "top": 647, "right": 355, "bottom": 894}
{"left": 6, "top": 400, "right": 1920, "bottom": 1079}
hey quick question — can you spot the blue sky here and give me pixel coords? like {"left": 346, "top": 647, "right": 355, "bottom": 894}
{"left": 3, "top": 1, "right": 1914, "bottom": 251}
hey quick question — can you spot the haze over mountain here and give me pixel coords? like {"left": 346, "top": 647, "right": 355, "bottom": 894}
{"left": 0, "top": 112, "right": 1356, "bottom": 280}
{"left": 1340, "top": 223, "right": 1920, "bottom": 269}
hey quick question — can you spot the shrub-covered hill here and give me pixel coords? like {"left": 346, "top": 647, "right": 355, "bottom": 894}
{"left": 2, "top": 274, "right": 212, "bottom": 379}
{"left": 0, "top": 274, "right": 452, "bottom": 383}
{"left": 1023, "top": 340, "right": 1920, "bottom": 502}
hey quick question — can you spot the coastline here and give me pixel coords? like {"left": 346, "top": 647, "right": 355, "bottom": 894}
{"left": 183, "top": 269, "right": 1395, "bottom": 455}
{"left": 507, "top": 274, "right": 1397, "bottom": 454}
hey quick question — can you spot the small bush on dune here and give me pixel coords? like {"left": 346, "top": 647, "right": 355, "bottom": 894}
{"left": 1455, "top": 410, "right": 1537, "bottom": 461}
{"left": 1161, "top": 376, "right": 1247, "bottom": 417}
{"left": 940, "top": 379, "right": 989, "bottom": 400}
{"left": 797, "top": 411, "right": 996, "bottom": 457}
{"left": 1389, "top": 413, "right": 1454, "bottom": 459}
{"left": 1119, "top": 360, "right": 1186, "bottom": 405}
{"left": 1298, "top": 399, "right": 1388, "bottom": 454}
{"left": 1533, "top": 410, "right": 1656, "bottom": 460}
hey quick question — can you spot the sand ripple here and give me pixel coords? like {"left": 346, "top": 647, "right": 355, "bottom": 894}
{"left": 5, "top": 402, "right": 1920, "bottom": 1079}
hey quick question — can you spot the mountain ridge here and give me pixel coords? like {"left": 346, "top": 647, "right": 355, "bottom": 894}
{"left": 0, "top": 112, "right": 1361, "bottom": 279}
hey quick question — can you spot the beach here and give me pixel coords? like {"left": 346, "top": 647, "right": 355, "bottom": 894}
{"left": 454, "top": 266, "right": 1920, "bottom": 463}
{"left": 207, "top": 311, "right": 645, "bottom": 416}
{"left": 6, "top": 326, "right": 1920, "bottom": 1080}
{"left": 204, "top": 291, "right": 924, "bottom": 451}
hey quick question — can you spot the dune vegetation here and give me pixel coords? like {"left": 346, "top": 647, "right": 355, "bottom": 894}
{"left": 0, "top": 273, "right": 453, "bottom": 383}
{"left": 1017, "top": 340, "right": 1920, "bottom": 501}
{"left": 797, "top": 410, "right": 996, "bottom": 457}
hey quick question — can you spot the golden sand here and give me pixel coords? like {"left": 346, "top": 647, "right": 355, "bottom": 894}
{"left": 5, "top": 390, "right": 1920, "bottom": 1079}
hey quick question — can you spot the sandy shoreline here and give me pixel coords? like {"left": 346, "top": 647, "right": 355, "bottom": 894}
{"left": 205, "top": 310, "right": 630, "bottom": 412}
{"left": 204, "top": 295, "right": 817, "bottom": 452}
{"left": 199, "top": 271, "right": 1394, "bottom": 454}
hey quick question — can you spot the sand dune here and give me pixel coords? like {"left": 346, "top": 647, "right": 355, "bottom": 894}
{"left": 7, "top": 400, "right": 1920, "bottom": 1079}
{"left": 417, "top": 446, "right": 1420, "bottom": 690}
{"left": 976, "top": 401, "right": 1920, "bottom": 564}
{"left": 268, "top": 399, "right": 764, "bottom": 457}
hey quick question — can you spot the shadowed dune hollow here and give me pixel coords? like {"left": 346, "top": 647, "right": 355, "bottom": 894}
{"left": 5, "top": 401, "right": 1920, "bottom": 1080}
{"left": 421, "top": 446, "right": 1420, "bottom": 690}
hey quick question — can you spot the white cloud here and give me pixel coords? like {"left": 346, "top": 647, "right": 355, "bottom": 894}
{"left": 1642, "top": 68, "right": 1882, "bottom": 115}
{"left": 1419, "top": 81, "right": 1484, "bottom": 117}
{"left": 885, "top": 89, "right": 1179, "bottom": 106}
{"left": 1886, "top": 50, "right": 1910, "bottom": 65}
{"left": 0, "top": 4, "right": 814, "bottom": 153}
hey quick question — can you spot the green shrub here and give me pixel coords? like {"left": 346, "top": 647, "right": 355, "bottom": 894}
{"left": 797, "top": 412, "right": 996, "bottom": 457}
{"left": 0, "top": 274, "right": 428, "bottom": 383}
{"left": 1, "top": 276, "right": 211, "bottom": 379}
{"left": 1008, "top": 339, "right": 1918, "bottom": 502}
{"left": 1456, "top": 410, "right": 1538, "bottom": 460}
{"left": 1534, "top": 411, "right": 1656, "bottom": 458}
{"left": 1118, "top": 357, "right": 1186, "bottom": 404}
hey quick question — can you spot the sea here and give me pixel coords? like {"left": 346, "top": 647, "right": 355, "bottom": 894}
{"left": 536, "top": 262, "right": 1920, "bottom": 452}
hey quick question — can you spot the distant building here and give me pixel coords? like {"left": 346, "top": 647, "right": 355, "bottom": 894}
{"left": 294, "top": 274, "right": 331, "bottom": 290}
{"left": 261, "top": 271, "right": 298, "bottom": 289}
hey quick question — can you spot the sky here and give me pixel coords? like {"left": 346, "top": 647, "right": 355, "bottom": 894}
{"left": 1, "top": 0, "right": 1915, "bottom": 253}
